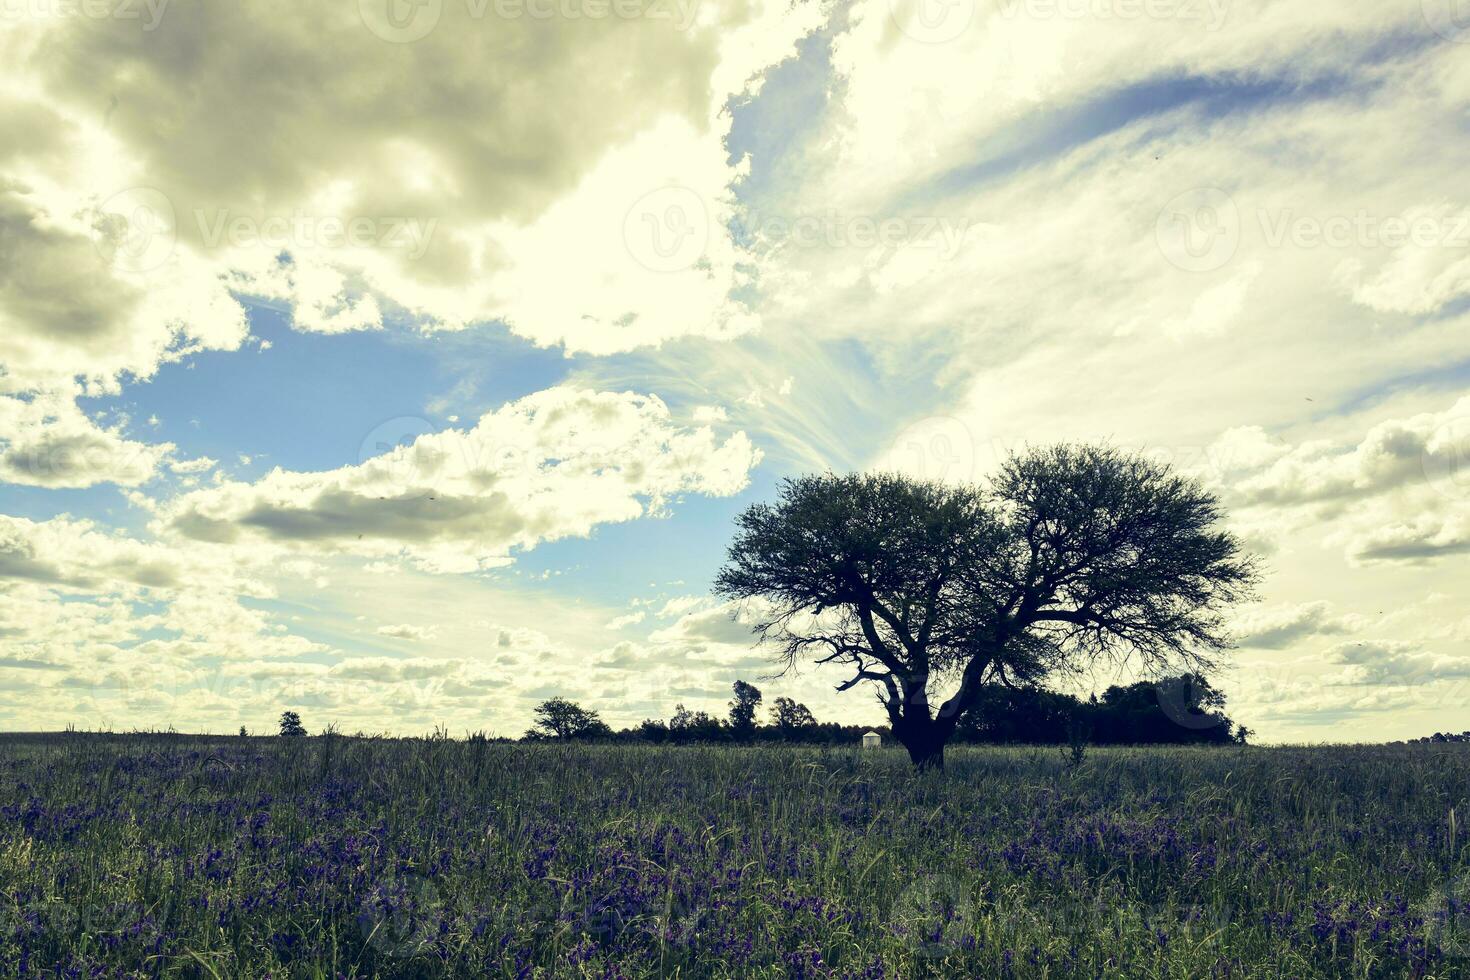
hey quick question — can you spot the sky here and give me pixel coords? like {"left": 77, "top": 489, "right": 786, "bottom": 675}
{"left": 1, "top": 0, "right": 1468, "bottom": 742}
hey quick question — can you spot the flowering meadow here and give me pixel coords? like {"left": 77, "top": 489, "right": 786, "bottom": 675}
{"left": 1, "top": 735, "right": 1468, "bottom": 978}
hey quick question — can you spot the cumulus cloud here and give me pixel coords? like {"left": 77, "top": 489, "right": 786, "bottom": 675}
{"left": 1214, "top": 397, "right": 1470, "bottom": 508}
{"left": 1325, "top": 640, "right": 1470, "bottom": 687}
{"left": 1233, "top": 601, "right": 1357, "bottom": 650}
{"left": 1193, "top": 397, "right": 1470, "bottom": 564}
{"left": 0, "top": 391, "right": 173, "bottom": 488}
{"left": 0, "top": 514, "right": 191, "bottom": 591}
{"left": 0, "top": 0, "right": 816, "bottom": 492}
{"left": 0, "top": 512, "right": 331, "bottom": 733}
{"left": 0, "top": 176, "right": 251, "bottom": 394}
{"left": 161, "top": 387, "right": 761, "bottom": 572}
{"left": 605, "top": 611, "right": 647, "bottom": 630}
{"left": 2, "top": 0, "right": 822, "bottom": 361}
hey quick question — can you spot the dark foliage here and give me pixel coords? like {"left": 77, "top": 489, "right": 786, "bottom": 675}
{"left": 727, "top": 680, "right": 763, "bottom": 740}
{"left": 524, "top": 698, "right": 612, "bottom": 741}
{"left": 956, "top": 674, "right": 1247, "bottom": 746}
{"left": 524, "top": 675, "right": 1249, "bottom": 747}
{"left": 715, "top": 445, "right": 1259, "bottom": 767}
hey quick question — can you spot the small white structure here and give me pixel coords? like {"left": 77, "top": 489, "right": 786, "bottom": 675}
{"left": 862, "top": 731, "right": 881, "bottom": 750}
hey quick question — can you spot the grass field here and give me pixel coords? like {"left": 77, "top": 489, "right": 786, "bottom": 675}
{"left": 1, "top": 735, "right": 1467, "bottom": 978}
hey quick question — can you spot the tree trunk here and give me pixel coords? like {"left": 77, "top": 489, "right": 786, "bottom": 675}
{"left": 906, "top": 735, "right": 946, "bottom": 770}
{"left": 893, "top": 714, "right": 953, "bottom": 770}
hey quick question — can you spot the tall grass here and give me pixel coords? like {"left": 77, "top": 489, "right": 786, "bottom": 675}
{"left": 1, "top": 735, "right": 1466, "bottom": 977}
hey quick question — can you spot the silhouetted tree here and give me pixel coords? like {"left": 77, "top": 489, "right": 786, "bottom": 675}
{"left": 669, "top": 703, "right": 724, "bottom": 743}
{"left": 728, "top": 680, "right": 763, "bottom": 740}
{"left": 278, "top": 711, "right": 306, "bottom": 738}
{"left": 525, "top": 698, "right": 611, "bottom": 741}
{"left": 769, "top": 697, "right": 817, "bottom": 738}
{"left": 716, "top": 446, "right": 1258, "bottom": 768}
{"left": 636, "top": 718, "right": 671, "bottom": 743}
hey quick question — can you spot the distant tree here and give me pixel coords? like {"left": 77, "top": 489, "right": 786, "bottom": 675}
{"left": 669, "top": 703, "right": 724, "bottom": 743}
{"left": 716, "top": 446, "right": 1258, "bottom": 768}
{"left": 238, "top": 726, "right": 248, "bottom": 738}
{"left": 525, "top": 698, "right": 611, "bottom": 741}
{"left": 769, "top": 697, "right": 817, "bottom": 738}
{"left": 636, "top": 718, "right": 671, "bottom": 743}
{"left": 278, "top": 711, "right": 306, "bottom": 738}
{"left": 728, "top": 680, "right": 763, "bottom": 740}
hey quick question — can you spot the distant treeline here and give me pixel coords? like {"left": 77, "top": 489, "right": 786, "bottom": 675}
{"left": 521, "top": 673, "right": 1250, "bottom": 746}
{"left": 1397, "top": 732, "right": 1470, "bottom": 745}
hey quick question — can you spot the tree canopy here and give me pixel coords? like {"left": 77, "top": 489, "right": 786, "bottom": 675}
{"left": 715, "top": 444, "right": 1258, "bottom": 767}
{"left": 525, "top": 698, "right": 611, "bottom": 741}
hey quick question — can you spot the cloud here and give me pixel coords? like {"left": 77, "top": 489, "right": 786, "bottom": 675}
{"left": 0, "top": 177, "right": 251, "bottom": 394}
{"left": 1216, "top": 397, "right": 1470, "bottom": 508}
{"left": 1325, "top": 640, "right": 1470, "bottom": 687}
{"left": 161, "top": 387, "right": 761, "bottom": 572}
{"left": 0, "top": 514, "right": 190, "bottom": 591}
{"left": 1192, "top": 397, "right": 1470, "bottom": 564}
{"left": 605, "top": 611, "right": 647, "bottom": 630}
{"left": 1343, "top": 513, "right": 1470, "bottom": 564}
{"left": 3, "top": 0, "right": 823, "bottom": 359}
{"left": 376, "top": 624, "right": 437, "bottom": 642}
{"left": 1233, "top": 601, "right": 1356, "bottom": 650}
{"left": 648, "top": 600, "right": 759, "bottom": 648}
{"left": 0, "top": 391, "right": 173, "bottom": 488}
